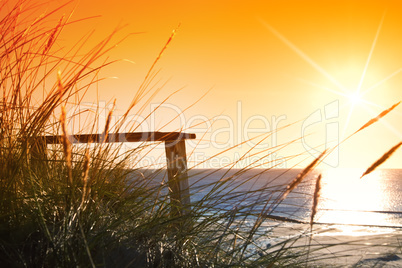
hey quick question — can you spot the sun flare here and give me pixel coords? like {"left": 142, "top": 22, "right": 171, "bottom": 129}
{"left": 347, "top": 91, "right": 363, "bottom": 106}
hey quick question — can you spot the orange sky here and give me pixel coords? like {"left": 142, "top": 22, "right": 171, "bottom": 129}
{"left": 6, "top": 0, "right": 402, "bottom": 168}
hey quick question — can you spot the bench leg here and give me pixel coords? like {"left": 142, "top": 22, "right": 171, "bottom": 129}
{"left": 164, "top": 140, "right": 191, "bottom": 216}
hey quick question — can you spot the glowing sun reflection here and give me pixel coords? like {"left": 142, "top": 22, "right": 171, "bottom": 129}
{"left": 316, "top": 169, "right": 392, "bottom": 227}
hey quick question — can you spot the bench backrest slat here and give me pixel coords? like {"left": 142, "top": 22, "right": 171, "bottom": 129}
{"left": 43, "top": 131, "right": 196, "bottom": 144}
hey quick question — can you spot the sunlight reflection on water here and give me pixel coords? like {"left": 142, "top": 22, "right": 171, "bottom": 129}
{"left": 316, "top": 169, "right": 395, "bottom": 227}
{"left": 315, "top": 225, "right": 397, "bottom": 237}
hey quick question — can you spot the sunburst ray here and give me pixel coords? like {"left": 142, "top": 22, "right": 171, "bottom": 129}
{"left": 362, "top": 68, "right": 401, "bottom": 96}
{"left": 259, "top": 19, "right": 347, "bottom": 94}
{"left": 356, "top": 11, "right": 386, "bottom": 94}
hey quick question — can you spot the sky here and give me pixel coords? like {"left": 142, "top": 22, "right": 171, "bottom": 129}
{"left": 5, "top": 0, "right": 402, "bottom": 169}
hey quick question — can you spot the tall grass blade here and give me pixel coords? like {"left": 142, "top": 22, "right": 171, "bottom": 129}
{"left": 361, "top": 142, "right": 402, "bottom": 178}
{"left": 81, "top": 149, "right": 90, "bottom": 208}
{"left": 102, "top": 99, "right": 115, "bottom": 143}
{"left": 310, "top": 174, "right": 322, "bottom": 228}
{"left": 60, "top": 105, "right": 72, "bottom": 185}
{"left": 280, "top": 150, "right": 326, "bottom": 202}
{"left": 353, "top": 101, "right": 400, "bottom": 135}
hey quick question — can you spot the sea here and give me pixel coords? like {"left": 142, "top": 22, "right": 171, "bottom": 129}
{"left": 179, "top": 168, "right": 402, "bottom": 229}
{"left": 140, "top": 168, "right": 402, "bottom": 262}
{"left": 139, "top": 168, "right": 402, "bottom": 231}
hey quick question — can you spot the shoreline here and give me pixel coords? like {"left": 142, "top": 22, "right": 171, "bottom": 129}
{"left": 261, "top": 220, "right": 402, "bottom": 267}
{"left": 265, "top": 214, "right": 402, "bottom": 229}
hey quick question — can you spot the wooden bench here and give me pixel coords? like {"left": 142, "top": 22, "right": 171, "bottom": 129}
{"left": 33, "top": 132, "right": 196, "bottom": 216}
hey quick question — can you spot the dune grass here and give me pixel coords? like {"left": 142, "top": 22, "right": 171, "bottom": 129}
{"left": 1, "top": 1, "right": 401, "bottom": 267}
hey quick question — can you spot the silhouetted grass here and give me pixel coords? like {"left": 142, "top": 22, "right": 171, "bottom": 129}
{"left": 1, "top": 1, "right": 401, "bottom": 267}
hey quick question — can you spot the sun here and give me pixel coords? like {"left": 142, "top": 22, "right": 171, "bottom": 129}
{"left": 347, "top": 91, "right": 363, "bottom": 106}
{"left": 261, "top": 11, "right": 400, "bottom": 140}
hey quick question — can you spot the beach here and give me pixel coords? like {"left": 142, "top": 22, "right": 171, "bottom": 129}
{"left": 262, "top": 221, "right": 402, "bottom": 267}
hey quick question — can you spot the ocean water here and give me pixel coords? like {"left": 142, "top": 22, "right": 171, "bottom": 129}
{"left": 185, "top": 168, "right": 402, "bottom": 228}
